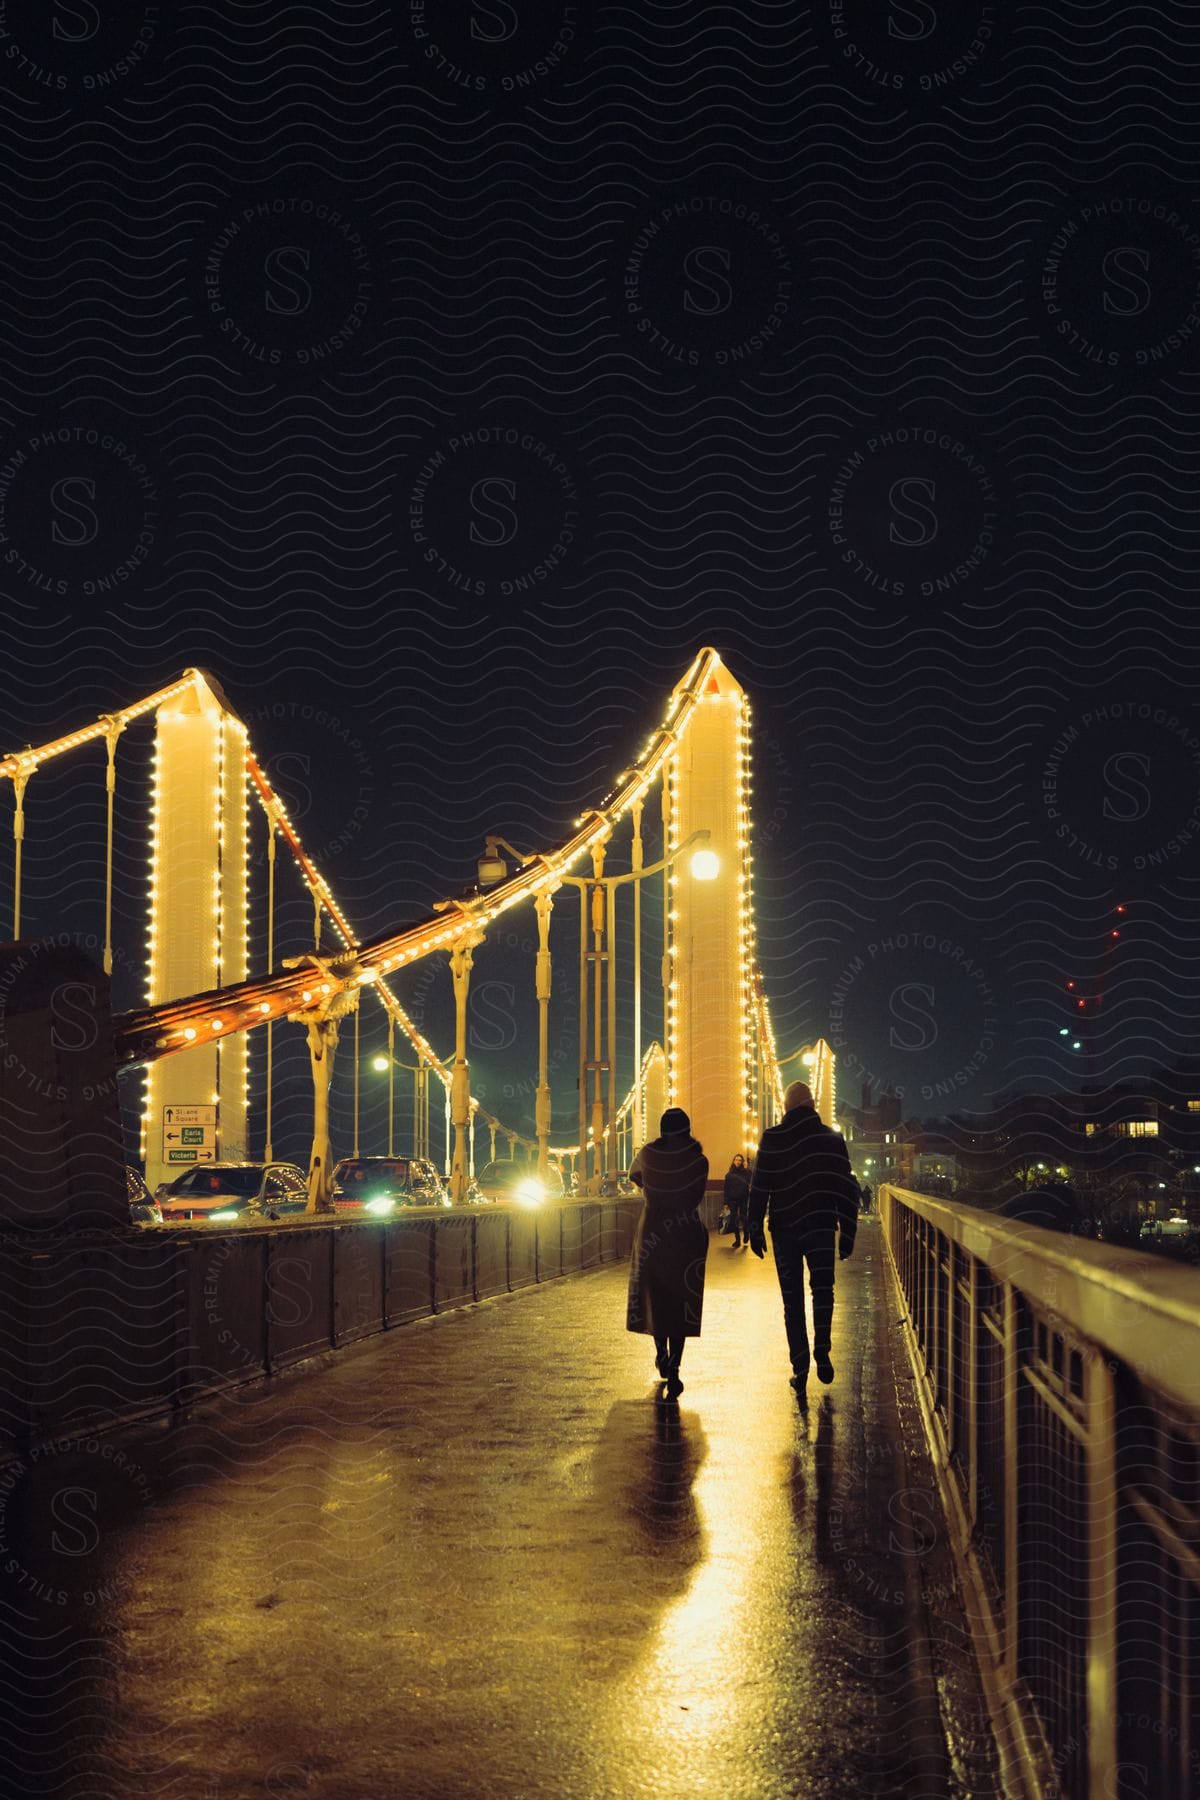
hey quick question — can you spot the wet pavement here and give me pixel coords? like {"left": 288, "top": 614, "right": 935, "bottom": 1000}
{"left": 1, "top": 1221, "right": 1001, "bottom": 1798}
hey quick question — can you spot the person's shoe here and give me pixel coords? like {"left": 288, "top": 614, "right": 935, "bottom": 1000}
{"left": 665, "top": 1373, "right": 684, "bottom": 1399}
{"left": 815, "top": 1351, "right": 834, "bottom": 1384}
{"left": 731, "top": 1237, "right": 741, "bottom": 1249}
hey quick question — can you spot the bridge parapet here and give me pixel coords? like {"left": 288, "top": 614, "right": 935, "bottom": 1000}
{"left": 0, "top": 1198, "right": 639, "bottom": 1467}
{"left": 880, "top": 1184, "right": 1200, "bottom": 1800}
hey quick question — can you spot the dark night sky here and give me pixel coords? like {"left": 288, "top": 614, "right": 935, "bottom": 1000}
{"left": 3, "top": 2, "right": 1200, "bottom": 1162}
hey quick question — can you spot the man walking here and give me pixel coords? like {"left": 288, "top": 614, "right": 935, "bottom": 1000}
{"left": 747, "top": 1081, "right": 858, "bottom": 1389}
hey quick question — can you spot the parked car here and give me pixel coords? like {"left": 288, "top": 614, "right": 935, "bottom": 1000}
{"left": 476, "top": 1160, "right": 564, "bottom": 1207}
{"left": 1140, "top": 1216, "right": 1195, "bottom": 1241}
{"left": 330, "top": 1155, "right": 449, "bottom": 1215}
{"left": 158, "top": 1162, "right": 308, "bottom": 1224}
{"left": 125, "top": 1166, "right": 163, "bottom": 1227}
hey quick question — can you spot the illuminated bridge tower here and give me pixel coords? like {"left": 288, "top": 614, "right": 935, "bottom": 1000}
{"left": 142, "top": 673, "right": 249, "bottom": 1193}
{"left": 665, "top": 656, "right": 757, "bottom": 1175}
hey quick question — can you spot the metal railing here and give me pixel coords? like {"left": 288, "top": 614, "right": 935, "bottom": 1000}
{"left": 0, "top": 1198, "right": 639, "bottom": 1463}
{"left": 880, "top": 1184, "right": 1200, "bottom": 1800}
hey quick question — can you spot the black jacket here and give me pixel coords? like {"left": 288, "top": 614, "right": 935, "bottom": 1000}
{"left": 748, "top": 1107, "right": 858, "bottom": 1249}
{"left": 723, "top": 1167, "right": 751, "bottom": 1209}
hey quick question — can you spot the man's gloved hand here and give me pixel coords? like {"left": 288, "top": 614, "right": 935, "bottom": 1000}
{"left": 748, "top": 1228, "right": 766, "bottom": 1259}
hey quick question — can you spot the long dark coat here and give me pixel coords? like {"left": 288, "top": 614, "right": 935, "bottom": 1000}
{"left": 625, "top": 1134, "right": 709, "bottom": 1339}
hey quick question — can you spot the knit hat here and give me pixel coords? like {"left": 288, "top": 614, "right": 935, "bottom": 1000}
{"left": 660, "top": 1107, "right": 691, "bottom": 1136}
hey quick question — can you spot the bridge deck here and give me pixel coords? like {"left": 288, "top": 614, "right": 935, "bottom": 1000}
{"left": 6, "top": 1223, "right": 1003, "bottom": 1798}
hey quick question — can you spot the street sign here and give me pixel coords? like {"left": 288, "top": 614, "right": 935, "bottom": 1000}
{"left": 162, "top": 1104, "right": 218, "bottom": 1162}
{"left": 162, "top": 1105, "right": 216, "bottom": 1127}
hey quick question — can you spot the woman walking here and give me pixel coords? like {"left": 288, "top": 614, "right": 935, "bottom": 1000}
{"left": 724, "top": 1152, "right": 751, "bottom": 1248}
{"left": 626, "top": 1107, "right": 709, "bottom": 1399}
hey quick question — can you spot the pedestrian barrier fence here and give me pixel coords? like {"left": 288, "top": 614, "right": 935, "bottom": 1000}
{"left": 880, "top": 1184, "right": 1200, "bottom": 1800}
{"left": 0, "top": 1198, "right": 639, "bottom": 1463}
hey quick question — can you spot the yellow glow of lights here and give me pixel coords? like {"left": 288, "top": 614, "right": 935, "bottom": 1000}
{"left": 183, "top": 1026, "right": 197, "bottom": 1041}
{"left": 690, "top": 848, "right": 719, "bottom": 881}
{"left": 210, "top": 1018, "right": 224, "bottom": 1032}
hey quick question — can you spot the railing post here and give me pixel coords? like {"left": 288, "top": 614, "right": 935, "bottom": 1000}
{"left": 1084, "top": 1350, "right": 1119, "bottom": 1793}
{"left": 1002, "top": 1279, "right": 1020, "bottom": 1683}
{"left": 944, "top": 1238, "right": 956, "bottom": 1450}
{"left": 966, "top": 1253, "right": 979, "bottom": 1529}
{"left": 381, "top": 1217, "right": 389, "bottom": 1326}
{"left": 262, "top": 1233, "right": 273, "bottom": 1376}
{"left": 329, "top": 1225, "right": 338, "bottom": 1349}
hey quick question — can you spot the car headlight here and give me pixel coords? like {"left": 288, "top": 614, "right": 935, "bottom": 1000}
{"left": 364, "top": 1196, "right": 396, "bottom": 1216}
{"left": 515, "top": 1178, "right": 545, "bottom": 1207}
{"left": 209, "top": 1209, "right": 240, "bottom": 1223}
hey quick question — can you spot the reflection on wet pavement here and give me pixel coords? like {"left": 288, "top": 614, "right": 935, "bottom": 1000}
{"left": 1, "top": 1224, "right": 1001, "bottom": 1797}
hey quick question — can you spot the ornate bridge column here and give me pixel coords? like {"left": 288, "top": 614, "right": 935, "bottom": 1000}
{"left": 449, "top": 929, "right": 485, "bottom": 1203}
{"left": 534, "top": 885, "right": 556, "bottom": 1181}
{"left": 142, "top": 675, "right": 248, "bottom": 1194}
{"left": 667, "top": 661, "right": 756, "bottom": 1174}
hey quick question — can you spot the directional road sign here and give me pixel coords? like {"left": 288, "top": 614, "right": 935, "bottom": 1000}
{"left": 162, "top": 1105, "right": 217, "bottom": 1127}
{"left": 162, "top": 1104, "right": 218, "bottom": 1163}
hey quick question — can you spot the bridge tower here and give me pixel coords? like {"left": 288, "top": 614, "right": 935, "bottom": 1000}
{"left": 665, "top": 656, "right": 757, "bottom": 1175}
{"left": 141, "top": 674, "right": 249, "bottom": 1192}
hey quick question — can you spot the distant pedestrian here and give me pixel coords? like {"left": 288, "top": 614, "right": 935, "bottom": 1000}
{"left": 626, "top": 1107, "right": 709, "bottom": 1400}
{"left": 858, "top": 1181, "right": 873, "bottom": 1216}
{"left": 748, "top": 1082, "right": 858, "bottom": 1392}
{"left": 724, "top": 1152, "right": 752, "bottom": 1247}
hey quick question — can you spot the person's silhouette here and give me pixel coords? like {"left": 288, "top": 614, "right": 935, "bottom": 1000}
{"left": 626, "top": 1108, "right": 709, "bottom": 1400}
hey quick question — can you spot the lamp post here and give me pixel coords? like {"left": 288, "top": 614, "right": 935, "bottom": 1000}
{"left": 476, "top": 825, "right": 715, "bottom": 1196}
{"left": 370, "top": 1043, "right": 432, "bottom": 1161}
{"left": 552, "top": 827, "right": 714, "bottom": 1193}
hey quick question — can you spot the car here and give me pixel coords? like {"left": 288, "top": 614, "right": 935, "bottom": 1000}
{"left": 125, "top": 1166, "right": 163, "bottom": 1227}
{"left": 158, "top": 1161, "right": 309, "bottom": 1224}
{"left": 1140, "top": 1215, "right": 1195, "bottom": 1241}
{"left": 330, "top": 1155, "right": 450, "bottom": 1216}
{"left": 475, "top": 1160, "right": 565, "bottom": 1207}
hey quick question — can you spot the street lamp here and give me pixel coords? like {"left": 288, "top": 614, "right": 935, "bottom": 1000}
{"left": 558, "top": 825, "right": 714, "bottom": 1191}
{"left": 369, "top": 1041, "right": 431, "bottom": 1159}
{"left": 477, "top": 824, "right": 713, "bottom": 1194}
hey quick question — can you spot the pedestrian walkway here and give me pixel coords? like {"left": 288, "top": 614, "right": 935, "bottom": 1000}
{"left": 3, "top": 1223, "right": 1002, "bottom": 1798}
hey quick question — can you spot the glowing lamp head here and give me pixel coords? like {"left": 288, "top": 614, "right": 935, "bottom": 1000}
{"left": 515, "top": 1177, "right": 546, "bottom": 1207}
{"left": 364, "top": 1196, "right": 396, "bottom": 1216}
{"left": 690, "top": 848, "right": 720, "bottom": 882}
{"left": 372, "top": 1055, "right": 390, "bottom": 1073}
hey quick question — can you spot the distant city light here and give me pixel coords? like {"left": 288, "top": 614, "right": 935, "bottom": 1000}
{"left": 1059, "top": 1028, "right": 1070, "bottom": 1036}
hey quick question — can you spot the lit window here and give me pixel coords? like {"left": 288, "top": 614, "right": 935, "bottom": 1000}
{"left": 1188, "top": 1100, "right": 1200, "bottom": 1113}
{"left": 1114, "top": 1120, "right": 1158, "bottom": 1138}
